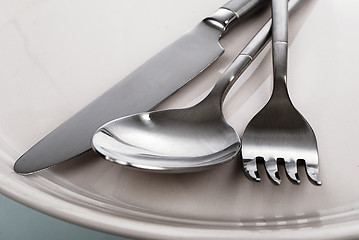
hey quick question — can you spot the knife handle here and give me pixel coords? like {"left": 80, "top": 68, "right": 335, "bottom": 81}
{"left": 223, "top": 0, "right": 266, "bottom": 19}
{"left": 204, "top": 0, "right": 266, "bottom": 32}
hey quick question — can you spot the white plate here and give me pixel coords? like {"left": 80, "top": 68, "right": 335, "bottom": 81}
{"left": 1, "top": 0, "right": 359, "bottom": 239}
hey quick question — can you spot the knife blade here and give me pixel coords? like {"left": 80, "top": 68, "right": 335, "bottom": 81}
{"left": 14, "top": 0, "right": 266, "bottom": 174}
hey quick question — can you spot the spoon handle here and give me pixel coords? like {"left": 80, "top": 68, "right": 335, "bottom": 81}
{"left": 206, "top": 0, "right": 302, "bottom": 106}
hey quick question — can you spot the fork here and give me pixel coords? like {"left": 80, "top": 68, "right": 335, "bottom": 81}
{"left": 241, "top": 0, "right": 321, "bottom": 185}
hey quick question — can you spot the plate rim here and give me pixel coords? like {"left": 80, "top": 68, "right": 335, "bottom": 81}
{"left": 2, "top": 147, "right": 359, "bottom": 240}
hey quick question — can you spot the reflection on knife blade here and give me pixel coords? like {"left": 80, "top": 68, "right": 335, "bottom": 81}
{"left": 14, "top": 0, "right": 266, "bottom": 174}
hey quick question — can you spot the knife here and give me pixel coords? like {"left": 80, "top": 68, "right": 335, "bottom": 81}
{"left": 14, "top": 0, "right": 266, "bottom": 174}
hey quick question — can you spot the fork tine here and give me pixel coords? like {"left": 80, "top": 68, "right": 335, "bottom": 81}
{"left": 264, "top": 158, "right": 281, "bottom": 185}
{"left": 284, "top": 159, "right": 301, "bottom": 184}
{"left": 305, "top": 162, "right": 322, "bottom": 186}
{"left": 243, "top": 158, "right": 261, "bottom": 182}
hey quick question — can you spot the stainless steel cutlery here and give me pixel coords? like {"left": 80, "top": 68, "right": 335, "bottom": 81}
{"left": 91, "top": 0, "right": 306, "bottom": 175}
{"left": 14, "top": 0, "right": 321, "bottom": 185}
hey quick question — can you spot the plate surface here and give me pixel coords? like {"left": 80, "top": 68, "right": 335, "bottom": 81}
{"left": 1, "top": 0, "right": 359, "bottom": 239}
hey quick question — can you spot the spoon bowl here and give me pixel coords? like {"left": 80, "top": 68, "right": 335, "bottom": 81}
{"left": 92, "top": 104, "right": 240, "bottom": 172}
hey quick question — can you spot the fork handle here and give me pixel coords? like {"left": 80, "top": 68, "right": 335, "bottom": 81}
{"left": 272, "top": 0, "right": 289, "bottom": 96}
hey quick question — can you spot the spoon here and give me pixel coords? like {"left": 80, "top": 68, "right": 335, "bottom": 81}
{"left": 92, "top": 17, "right": 274, "bottom": 173}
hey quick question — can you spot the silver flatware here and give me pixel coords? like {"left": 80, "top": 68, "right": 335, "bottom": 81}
{"left": 92, "top": 0, "right": 304, "bottom": 173}
{"left": 14, "top": 0, "right": 265, "bottom": 174}
{"left": 241, "top": 0, "right": 321, "bottom": 185}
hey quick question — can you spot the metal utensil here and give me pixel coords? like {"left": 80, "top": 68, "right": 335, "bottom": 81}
{"left": 92, "top": 0, "right": 304, "bottom": 173}
{"left": 14, "top": 0, "right": 265, "bottom": 174}
{"left": 241, "top": 0, "right": 321, "bottom": 185}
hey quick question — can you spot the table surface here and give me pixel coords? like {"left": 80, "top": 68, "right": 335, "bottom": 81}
{"left": 0, "top": 193, "right": 131, "bottom": 240}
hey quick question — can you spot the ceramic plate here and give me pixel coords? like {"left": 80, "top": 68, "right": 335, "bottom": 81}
{"left": 1, "top": 0, "right": 359, "bottom": 239}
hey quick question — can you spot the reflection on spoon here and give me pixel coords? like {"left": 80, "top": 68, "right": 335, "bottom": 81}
{"left": 92, "top": 16, "right": 273, "bottom": 173}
